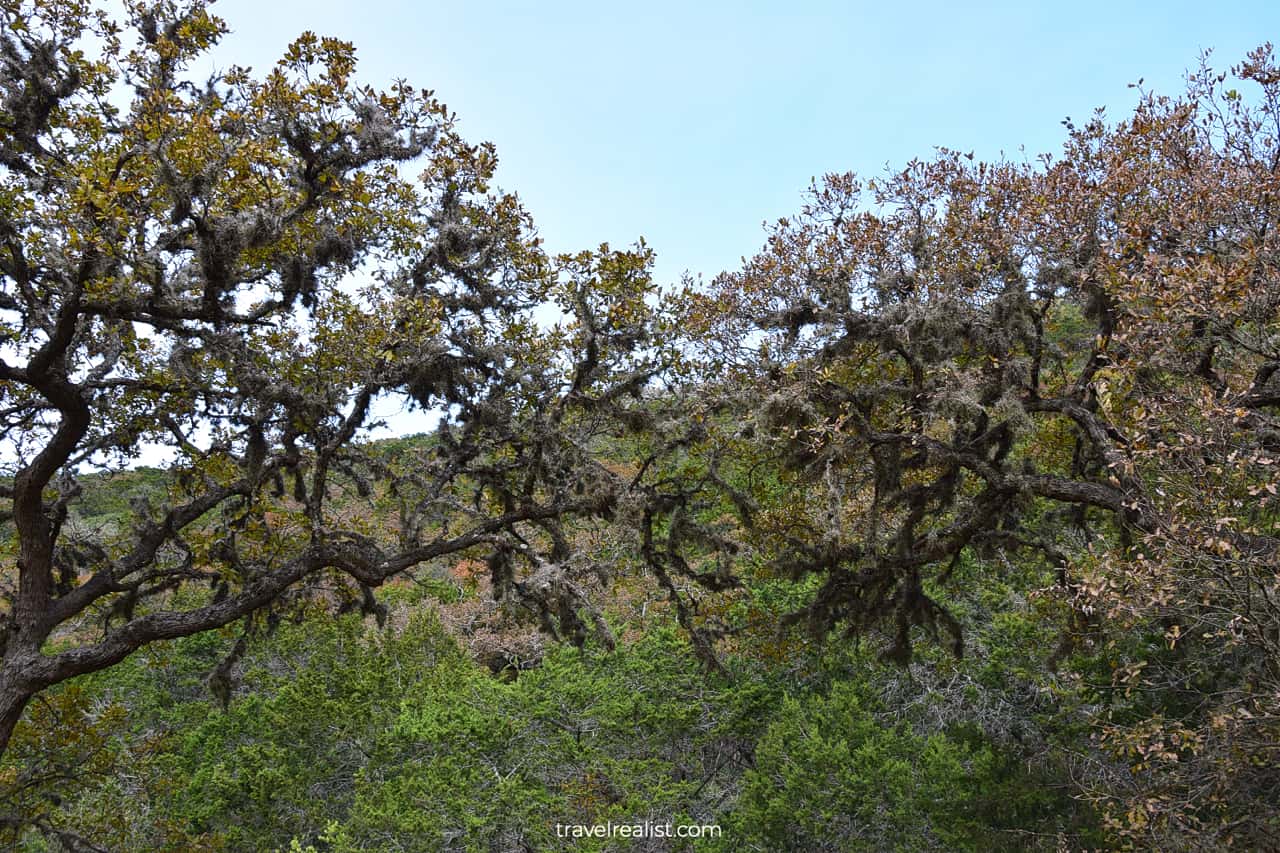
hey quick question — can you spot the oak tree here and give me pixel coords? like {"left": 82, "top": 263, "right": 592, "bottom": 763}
{"left": 0, "top": 0, "right": 655, "bottom": 768}
{"left": 648, "top": 47, "right": 1280, "bottom": 847}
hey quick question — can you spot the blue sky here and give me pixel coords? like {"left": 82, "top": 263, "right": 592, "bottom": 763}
{"left": 205, "top": 0, "right": 1280, "bottom": 289}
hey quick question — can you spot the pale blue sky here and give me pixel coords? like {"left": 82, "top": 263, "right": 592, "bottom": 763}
{"left": 205, "top": 0, "right": 1278, "bottom": 288}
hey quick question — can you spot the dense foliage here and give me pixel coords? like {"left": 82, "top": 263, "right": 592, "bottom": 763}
{"left": 3, "top": 0, "right": 1280, "bottom": 849}
{"left": 7, "top": 584, "right": 1084, "bottom": 851}
{"left": 639, "top": 48, "right": 1280, "bottom": 849}
{"left": 0, "top": 0, "right": 654, "bottom": 764}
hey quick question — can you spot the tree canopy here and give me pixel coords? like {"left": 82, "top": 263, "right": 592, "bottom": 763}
{"left": 648, "top": 49, "right": 1280, "bottom": 846}
{"left": 0, "top": 0, "right": 657, "bottom": 758}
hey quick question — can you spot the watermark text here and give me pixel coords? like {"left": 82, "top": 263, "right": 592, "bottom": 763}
{"left": 554, "top": 820, "right": 721, "bottom": 840}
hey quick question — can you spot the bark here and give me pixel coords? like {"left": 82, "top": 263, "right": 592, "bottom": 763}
{"left": 0, "top": 674, "right": 34, "bottom": 759}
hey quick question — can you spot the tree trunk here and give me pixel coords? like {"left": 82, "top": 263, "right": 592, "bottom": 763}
{"left": 0, "top": 682, "right": 33, "bottom": 760}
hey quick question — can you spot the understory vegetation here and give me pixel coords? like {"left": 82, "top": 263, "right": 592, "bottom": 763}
{"left": 8, "top": 540, "right": 1092, "bottom": 851}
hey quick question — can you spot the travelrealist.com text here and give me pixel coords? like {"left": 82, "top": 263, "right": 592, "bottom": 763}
{"left": 554, "top": 821, "right": 722, "bottom": 839}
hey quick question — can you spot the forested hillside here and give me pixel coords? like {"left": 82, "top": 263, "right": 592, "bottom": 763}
{"left": 3, "top": 1, "right": 1279, "bottom": 850}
